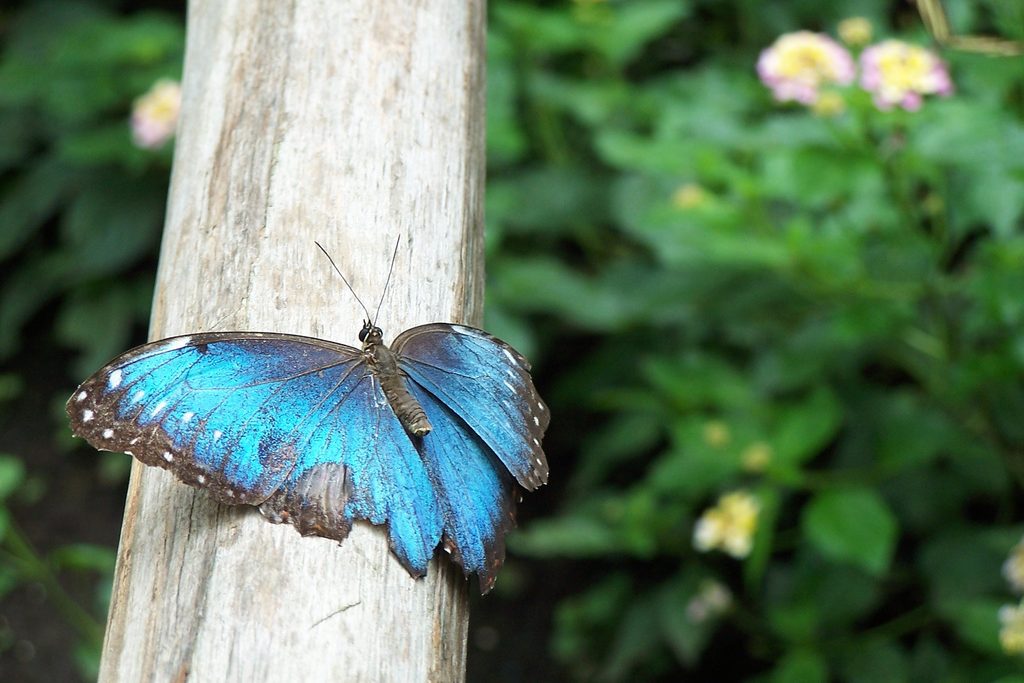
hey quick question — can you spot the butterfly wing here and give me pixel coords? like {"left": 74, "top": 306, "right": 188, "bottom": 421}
{"left": 258, "top": 373, "right": 442, "bottom": 577}
{"left": 67, "top": 331, "right": 443, "bottom": 576}
{"left": 67, "top": 332, "right": 368, "bottom": 503}
{"left": 392, "top": 324, "right": 550, "bottom": 490}
{"left": 407, "top": 380, "right": 517, "bottom": 592}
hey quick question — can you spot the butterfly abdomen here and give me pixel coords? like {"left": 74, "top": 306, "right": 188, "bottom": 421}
{"left": 366, "top": 342, "right": 433, "bottom": 437}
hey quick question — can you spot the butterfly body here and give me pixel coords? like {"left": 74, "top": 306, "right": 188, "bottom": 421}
{"left": 67, "top": 322, "right": 548, "bottom": 592}
{"left": 360, "top": 323, "right": 432, "bottom": 437}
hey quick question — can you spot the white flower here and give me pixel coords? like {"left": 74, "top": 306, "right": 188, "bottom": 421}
{"left": 693, "top": 491, "right": 760, "bottom": 558}
{"left": 131, "top": 79, "right": 182, "bottom": 149}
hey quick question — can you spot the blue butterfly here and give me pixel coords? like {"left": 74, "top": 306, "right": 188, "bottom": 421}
{"left": 66, "top": 317, "right": 549, "bottom": 593}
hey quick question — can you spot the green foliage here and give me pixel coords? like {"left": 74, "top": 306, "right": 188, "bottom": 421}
{"left": 0, "top": 1, "right": 181, "bottom": 370}
{"left": 0, "top": 3, "right": 179, "bottom": 679}
{"left": 486, "top": 0, "right": 1024, "bottom": 679}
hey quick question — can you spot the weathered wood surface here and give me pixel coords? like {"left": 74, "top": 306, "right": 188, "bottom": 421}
{"left": 98, "top": 0, "right": 486, "bottom": 680}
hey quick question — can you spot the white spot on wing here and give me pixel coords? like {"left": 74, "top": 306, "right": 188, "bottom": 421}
{"left": 532, "top": 438, "right": 540, "bottom": 446}
{"left": 197, "top": 474, "right": 206, "bottom": 484}
{"left": 108, "top": 369, "right": 123, "bottom": 389}
{"left": 76, "top": 391, "right": 87, "bottom": 402}
{"left": 82, "top": 409, "right": 94, "bottom": 422}
{"left": 502, "top": 348, "right": 517, "bottom": 364}
{"left": 213, "top": 430, "right": 223, "bottom": 441}
{"left": 537, "top": 402, "right": 546, "bottom": 412}
{"left": 162, "top": 451, "right": 173, "bottom": 462}
{"left": 132, "top": 390, "right": 145, "bottom": 403}
{"left": 151, "top": 400, "right": 167, "bottom": 417}
{"left": 130, "top": 437, "right": 140, "bottom": 445}
{"left": 533, "top": 416, "right": 540, "bottom": 426}
{"left": 502, "top": 379, "right": 515, "bottom": 392}
{"left": 164, "top": 336, "right": 191, "bottom": 350}
{"left": 182, "top": 412, "right": 194, "bottom": 423}
{"left": 102, "top": 429, "right": 113, "bottom": 439}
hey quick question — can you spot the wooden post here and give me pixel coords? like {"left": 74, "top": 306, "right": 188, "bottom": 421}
{"left": 98, "top": 1, "right": 485, "bottom": 680}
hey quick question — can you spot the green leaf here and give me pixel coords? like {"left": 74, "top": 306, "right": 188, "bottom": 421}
{"left": 603, "top": 593, "right": 662, "bottom": 681}
{"left": 512, "top": 512, "right": 624, "bottom": 558}
{"left": 919, "top": 530, "right": 1008, "bottom": 603}
{"left": 486, "top": 31, "right": 527, "bottom": 167}
{"left": 590, "top": 1, "right": 691, "bottom": 67}
{"left": 0, "top": 456, "right": 26, "bottom": 502}
{"left": 771, "top": 387, "right": 843, "bottom": 468}
{"left": 487, "top": 167, "right": 610, "bottom": 234}
{"left": 489, "top": 257, "right": 635, "bottom": 330}
{"left": 61, "top": 171, "right": 166, "bottom": 277}
{"left": 836, "top": 638, "right": 907, "bottom": 683}
{"left": 802, "top": 488, "right": 898, "bottom": 575}
{"left": 49, "top": 544, "right": 117, "bottom": 573}
{"left": 771, "top": 649, "right": 828, "bottom": 683}
{"left": 936, "top": 599, "right": 1004, "bottom": 656}
{"left": 0, "top": 157, "right": 76, "bottom": 259}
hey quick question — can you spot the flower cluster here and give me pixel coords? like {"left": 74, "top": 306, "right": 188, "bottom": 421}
{"left": 693, "top": 490, "right": 760, "bottom": 558}
{"left": 1001, "top": 601, "right": 1024, "bottom": 655}
{"left": 756, "top": 31, "right": 855, "bottom": 105}
{"left": 860, "top": 40, "right": 954, "bottom": 111}
{"left": 758, "top": 20, "right": 952, "bottom": 112}
{"left": 131, "top": 79, "right": 182, "bottom": 150}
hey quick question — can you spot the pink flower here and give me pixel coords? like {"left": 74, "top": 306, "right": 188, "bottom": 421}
{"left": 131, "top": 79, "right": 182, "bottom": 149}
{"left": 757, "top": 31, "right": 855, "bottom": 105}
{"left": 859, "top": 40, "right": 953, "bottom": 111}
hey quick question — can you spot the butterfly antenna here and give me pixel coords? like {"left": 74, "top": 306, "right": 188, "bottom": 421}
{"left": 315, "top": 241, "right": 373, "bottom": 322}
{"left": 371, "top": 235, "right": 401, "bottom": 326}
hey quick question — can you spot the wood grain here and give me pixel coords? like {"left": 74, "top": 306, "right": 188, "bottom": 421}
{"left": 98, "top": 0, "right": 485, "bottom": 680}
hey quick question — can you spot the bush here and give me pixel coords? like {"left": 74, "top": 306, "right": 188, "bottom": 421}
{"left": 485, "top": 1, "right": 1024, "bottom": 680}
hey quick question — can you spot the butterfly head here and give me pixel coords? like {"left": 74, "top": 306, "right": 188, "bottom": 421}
{"left": 359, "top": 320, "right": 384, "bottom": 346}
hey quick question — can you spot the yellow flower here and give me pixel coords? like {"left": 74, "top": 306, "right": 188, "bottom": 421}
{"left": 1000, "top": 600, "right": 1024, "bottom": 654}
{"left": 672, "top": 183, "right": 708, "bottom": 209}
{"left": 703, "top": 420, "right": 731, "bottom": 448}
{"left": 131, "top": 79, "right": 181, "bottom": 149}
{"left": 838, "top": 17, "right": 873, "bottom": 47}
{"left": 741, "top": 442, "right": 773, "bottom": 472}
{"left": 693, "top": 490, "right": 760, "bottom": 558}
{"left": 1004, "top": 538, "right": 1024, "bottom": 593}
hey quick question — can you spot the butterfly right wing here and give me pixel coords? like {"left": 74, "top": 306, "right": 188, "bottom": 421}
{"left": 393, "top": 324, "right": 550, "bottom": 490}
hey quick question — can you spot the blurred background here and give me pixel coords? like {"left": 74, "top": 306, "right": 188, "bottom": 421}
{"left": 2, "top": 0, "right": 1024, "bottom": 681}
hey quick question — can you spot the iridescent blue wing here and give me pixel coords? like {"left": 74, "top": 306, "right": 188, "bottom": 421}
{"left": 67, "top": 332, "right": 364, "bottom": 504}
{"left": 407, "top": 380, "right": 517, "bottom": 592}
{"left": 258, "top": 373, "right": 442, "bottom": 576}
{"left": 66, "top": 332, "right": 443, "bottom": 577}
{"left": 392, "top": 324, "right": 550, "bottom": 490}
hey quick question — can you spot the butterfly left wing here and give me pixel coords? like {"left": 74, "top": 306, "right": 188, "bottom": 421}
{"left": 392, "top": 324, "right": 550, "bottom": 490}
{"left": 68, "top": 331, "right": 446, "bottom": 579}
{"left": 66, "top": 332, "right": 366, "bottom": 504}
